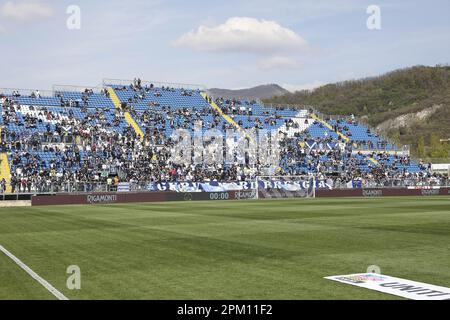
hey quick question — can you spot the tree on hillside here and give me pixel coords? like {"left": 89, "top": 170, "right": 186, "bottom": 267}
{"left": 417, "top": 136, "right": 425, "bottom": 158}
{"left": 429, "top": 134, "right": 448, "bottom": 158}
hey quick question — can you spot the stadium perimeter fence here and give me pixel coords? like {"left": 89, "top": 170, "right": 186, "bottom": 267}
{"left": 1, "top": 177, "right": 449, "bottom": 201}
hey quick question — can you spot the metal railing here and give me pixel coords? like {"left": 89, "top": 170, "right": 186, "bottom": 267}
{"left": 324, "top": 177, "right": 449, "bottom": 189}
{"left": 260, "top": 102, "right": 313, "bottom": 110}
{"left": 103, "top": 78, "right": 207, "bottom": 91}
{"left": 52, "top": 84, "right": 108, "bottom": 94}
{"left": 1, "top": 177, "right": 448, "bottom": 198}
{"left": 2, "top": 180, "right": 164, "bottom": 194}
{"left": 3, "top": 182, "right": 116, "bottom": 195}
{"left": 352, "top": 143, "right": 410, "bottom": 155}
{"left": 0, "top": 87, "right": 54, "bottom": 98}
{"left": 1, "top": 86, "right": 110, "bottom": 100}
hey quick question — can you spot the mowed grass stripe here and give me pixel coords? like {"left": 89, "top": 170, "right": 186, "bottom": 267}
{"left": 0, "top": 196, "right": 448, "bottom": 299}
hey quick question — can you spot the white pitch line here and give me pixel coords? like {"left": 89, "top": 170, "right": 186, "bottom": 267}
{"left": 0, "top": 244, "right": 69, "bottom": 300}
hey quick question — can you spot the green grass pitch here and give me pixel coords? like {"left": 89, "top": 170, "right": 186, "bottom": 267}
{"left": 0, "top": 196, "right": 449, "bottom": 300}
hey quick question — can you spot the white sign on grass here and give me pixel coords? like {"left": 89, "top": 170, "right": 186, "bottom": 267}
{"left": 325, "top": 273, "right": 450, "bottom": 300}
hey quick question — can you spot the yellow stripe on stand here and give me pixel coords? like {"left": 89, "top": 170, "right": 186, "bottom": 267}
{"left": 311, "top": 113, "right": 350, "bottom": 143}
{"left": 107, "top": 87, "right": 144, "bottom": 141}
{"left": 201, "top": 92, "right": 254, "bottom": 142}
{"left": 368, "top": 157, "right": 379, "bottom": 166}
{"left": 0, "top": 153, "right": 11, "bottom": 193}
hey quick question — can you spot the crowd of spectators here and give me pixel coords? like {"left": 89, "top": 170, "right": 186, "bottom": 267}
{"left": 0, "top": 87, "right": 447, "bottom": 193}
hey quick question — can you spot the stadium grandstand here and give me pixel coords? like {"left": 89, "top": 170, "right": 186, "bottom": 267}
{"left": 0, "top": 77, "right": 446, "bottom": 196}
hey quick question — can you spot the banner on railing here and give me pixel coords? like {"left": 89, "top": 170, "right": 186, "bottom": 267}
{"left": 117, "top": 182, "right": 130, "bottom": 192}
{"left": 144, "top": 180, "right": 333, "bottom": 193}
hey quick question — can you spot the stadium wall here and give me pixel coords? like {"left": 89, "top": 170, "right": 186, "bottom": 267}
{"left": 315, "top": 187, "right": 450, "bottom": 197}
{"left": 31, "top": 190, "right": 258, "bottom": 206}
{"left": 30, "top": 188, "right": 449, "bottom": 206}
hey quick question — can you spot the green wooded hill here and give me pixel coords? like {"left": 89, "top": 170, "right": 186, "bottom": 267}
{"left": 265, "top": 65, "right": 450, "bottom": 159}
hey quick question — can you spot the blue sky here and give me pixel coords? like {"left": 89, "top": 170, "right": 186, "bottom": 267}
{"left": 0, "top": 0, "right": 449, "bottom": 91}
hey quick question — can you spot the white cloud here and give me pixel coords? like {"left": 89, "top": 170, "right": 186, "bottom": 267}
{"left": 173, "top": 16, "right": 307, "bottom": 54}
{"left": 258, "top": 56, "right": 300, "bottom": 70}
{"left": 1, "top": 0, "right": 53, "bottom": 21}
{"left": 282, "top": 81, "right": 324, "bottom": 93}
